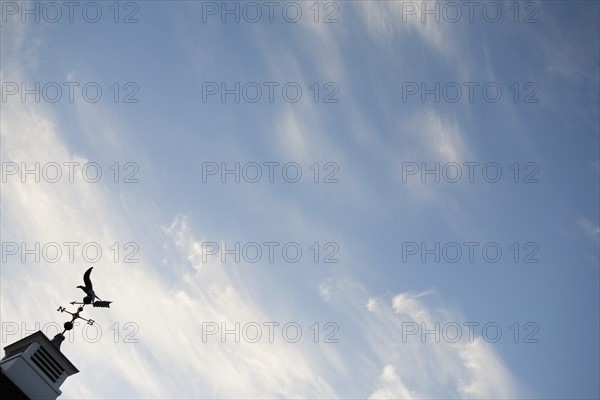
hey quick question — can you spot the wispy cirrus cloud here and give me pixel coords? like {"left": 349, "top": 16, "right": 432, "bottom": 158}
{"left": 368, "top": 290, "right": 521, "bottom": 399}
{"left": 577, "top": 217, "right": 600, "bottom": 248}
{"left": 314, "top": 277, "right": 522, "bottom": 399}
{"left": 357, "top": 0, "right": 473, "bottom": 75}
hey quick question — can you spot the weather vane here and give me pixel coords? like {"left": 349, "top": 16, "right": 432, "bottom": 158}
{"left": 54, "top": 267, "right": 112, "bottom": 343}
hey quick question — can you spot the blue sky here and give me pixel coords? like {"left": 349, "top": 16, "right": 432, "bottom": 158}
{"left": 1, "top": 1, "right": 599, "bottom": 398}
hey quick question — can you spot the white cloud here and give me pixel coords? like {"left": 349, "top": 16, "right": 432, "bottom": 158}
{"left": 457, "top": 339, "right": 518, "bottom": 398}
{"left": 368, "top": 290, "right": 520, "bottom": 399}
{"left": 319, "top": 277, "right": 335, "bottom": 303}
{"left": 307, "top": 277, "right": 522, "bottom": 399}
{"left": 577, "top": 217, "right": 600, "bottom": 244}
{"left": 275, "top": 108, "right": 311, "bottom": 162}
{"left": 402, "top": 109, "right": 471, "bottom": 165}
{"left": 319, "top": 284, "right": 521, "bottom": 399}
{"left": 389, "top": 109, "right": 474, "bottom": 216}
{"left": 369, "top": 364, "right": 415, "bottom": 400}
{"left": 358, "top": 1, "right": 467, "bottom": 68}
{"left": 366, "top": 298, "right": 377, "bottom": 312}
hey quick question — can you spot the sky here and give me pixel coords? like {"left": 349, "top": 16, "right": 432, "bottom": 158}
{"left": 0, "top": 1, "right": 599, "bottom": 399}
